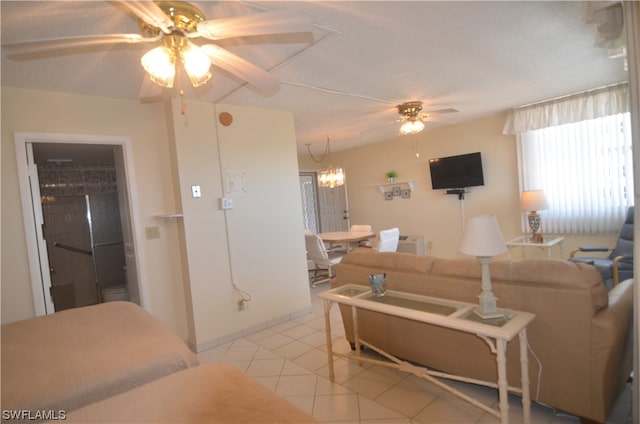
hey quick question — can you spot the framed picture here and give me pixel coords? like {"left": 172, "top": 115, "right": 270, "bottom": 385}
{"left": 384, "top": 191, "right": 393, "bottom": 200}
{"left": 392, "top": 186, "right": 401, "bottom": 197}
{"left": 401, "top": 189, "right": 411, "bottom": 199}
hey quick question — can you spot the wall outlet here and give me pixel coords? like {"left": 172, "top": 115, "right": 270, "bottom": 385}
{"left": 237, "top": 299, "right": 248, "bottom": 311}
{"left": 219, "top": 197, "right": 234, "bottom": 210}
{"left": 145, "top": 226, "right": 160, "bottom": 240}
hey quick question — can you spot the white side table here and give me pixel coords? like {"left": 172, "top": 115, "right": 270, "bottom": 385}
{"left": 506, "top": 236, "right": 565, "bottom": 259}
{"left": 319, "top": 285, "right": 535, "bottom": 424}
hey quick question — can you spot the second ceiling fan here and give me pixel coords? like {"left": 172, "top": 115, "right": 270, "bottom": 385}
{"left": 396, "top": 101, "right": 458, "bottom": 135}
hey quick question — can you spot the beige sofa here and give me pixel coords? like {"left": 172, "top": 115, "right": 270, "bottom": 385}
{"left": 332, "top": 251, "right": 633, "bottom": 423}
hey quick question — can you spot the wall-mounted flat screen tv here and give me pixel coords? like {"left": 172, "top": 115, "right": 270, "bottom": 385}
{"left": 428, "top": 152, "right": 484, "bottom": 190}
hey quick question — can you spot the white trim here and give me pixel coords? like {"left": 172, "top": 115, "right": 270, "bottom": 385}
{"left": 13, "top": 132, "right": 150, "bottom": 315}
{"left": 14, "top": 140, "right": 52, "bottom": 315}
{"left": 622, "top": 2, "right": 640, "bottom": 421}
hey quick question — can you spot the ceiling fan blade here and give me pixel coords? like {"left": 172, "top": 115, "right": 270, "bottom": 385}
{"left": 424, "top": 108, "right": 458, "bottom": 115}
{"left": 422, "top": 115, "right": 455, "bottom": 125}
{"left": 116, "top": 0, "right": 174, "bottom": 34}
{"left": 3, "top": 34, "right": 160, "bottom": 53}
{"left": 201, "top": 44, "right": 279, "bottom": 94}
{"left": 360, "top": 121, "right": 396, "bottom": 134}
{"left": 196, "top": 9, "right": 312, "bottom": 40}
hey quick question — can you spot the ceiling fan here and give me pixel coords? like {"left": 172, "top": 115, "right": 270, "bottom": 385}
{"left": 3, "top": 1, "right": 313, "bottom": 95}
{"left": 396, "top": 101, "right": 458, "bottom": 135}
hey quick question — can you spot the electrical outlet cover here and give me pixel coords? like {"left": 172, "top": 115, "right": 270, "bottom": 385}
{"left": 219, "top": 197, "right": 234, "bottom": 210}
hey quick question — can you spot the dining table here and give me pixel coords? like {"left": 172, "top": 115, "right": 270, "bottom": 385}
{"left": 318, "top": 231, "right": 376, "bottom": 252}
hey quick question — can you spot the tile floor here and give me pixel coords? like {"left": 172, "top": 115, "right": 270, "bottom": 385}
{"left": 196, "top": 285, "right": 633, "bottom": 424}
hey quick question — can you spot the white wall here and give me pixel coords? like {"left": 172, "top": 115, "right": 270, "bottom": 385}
{"left": 299, "top": 112, "right": 617, "bottom": 259}
{"left": 1, "top": 88, "right": 312, "bottom": 352}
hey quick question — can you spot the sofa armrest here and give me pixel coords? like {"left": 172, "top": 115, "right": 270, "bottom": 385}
{"left": 589, "top": 279, "right": 634, "bottom": 421}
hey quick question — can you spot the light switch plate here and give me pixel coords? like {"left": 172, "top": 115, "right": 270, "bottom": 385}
{"left": 191, "top": 185, "right": 201, "bottom": 198}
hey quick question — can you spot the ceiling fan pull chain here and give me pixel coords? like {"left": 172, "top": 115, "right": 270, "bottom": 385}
{"left": 174, "top": 64, "right": 186, "bottom": 116}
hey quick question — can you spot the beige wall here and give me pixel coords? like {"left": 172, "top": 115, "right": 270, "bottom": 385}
{"left": 2, "top": 88, "right": 311, "bottom": 351}
{"left": 166, "top": 100, "right": 311, "bottom": 350}
{"left": 1, "top": 88, "right": 180, "bottom": 326}
{"left": 299, "top": 112, "right": 616, "bottom": 259}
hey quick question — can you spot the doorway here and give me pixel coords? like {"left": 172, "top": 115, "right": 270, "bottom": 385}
{"left": 35, "top": 145, "right": 127, "bottom": 311}
{"left": 299, "top": 171, "right": 349, "bottom": 232}
{"left": 14, "top": 133, "right": 147, "bottom": 316}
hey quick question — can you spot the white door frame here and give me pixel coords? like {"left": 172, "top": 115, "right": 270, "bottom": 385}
{"left": 14, "top": 132, "right": 150, "bottom": 316}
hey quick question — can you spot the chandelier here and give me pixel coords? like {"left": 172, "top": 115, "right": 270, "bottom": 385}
{"left": 318, "top": 168, "right": 345, "bottom": 188}
{"left": 306, "top": 137, "right": 345, "bottom": 188}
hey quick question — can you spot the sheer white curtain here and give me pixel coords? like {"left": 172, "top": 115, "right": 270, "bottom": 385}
{"left": 506, "top": 83, "right": 633, "bottom": 234}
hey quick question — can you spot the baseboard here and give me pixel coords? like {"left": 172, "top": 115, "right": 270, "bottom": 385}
{"left": 192, "top": 305, "right": 313, "bottom": 353}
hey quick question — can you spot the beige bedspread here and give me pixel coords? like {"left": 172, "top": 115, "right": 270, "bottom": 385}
{"left": 1, "top": 301, "right": 197, "bottom": 413}
{"left": 61, "top": 363, "right": 319, "bottom": 423}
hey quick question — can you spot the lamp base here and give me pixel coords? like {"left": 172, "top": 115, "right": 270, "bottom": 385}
{"left": 531, "top": 233, "right": 543, "bottom": 243}
{"left": 473, "top": 307, "right": 506, "bottom": 319}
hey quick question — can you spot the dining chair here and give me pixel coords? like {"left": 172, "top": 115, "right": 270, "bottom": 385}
{"left": 377, "top": 227, "right": 400, "bottom": 252}
{"left": 350, "top": 224, "right": 374, "bottom": 248}
{"left": 305, "top": 233, "right": 344, "bottom": 287}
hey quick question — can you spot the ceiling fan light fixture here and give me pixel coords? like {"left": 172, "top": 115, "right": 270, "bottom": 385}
{"left": 181, "top": 43, "right": 212, "bottom": 87}
{"left": 141, "top": 45, "right": 176, "bottom": 88}
{"left": 400, "top": 119, "right": 425, "bottom": 135}
{"left": 397, "top": 101, "right": 426, "bottom": 135}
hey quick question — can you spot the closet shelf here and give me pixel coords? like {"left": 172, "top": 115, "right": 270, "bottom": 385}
{"left": 156, "top": 214, "right": 183, "bottom": 222}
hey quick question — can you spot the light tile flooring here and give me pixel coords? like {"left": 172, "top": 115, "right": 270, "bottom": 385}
{"left": 196, "top": 285, "right": 632, "bottom": 424}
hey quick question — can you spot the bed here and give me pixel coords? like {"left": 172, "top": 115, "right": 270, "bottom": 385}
{"left": 59, "top": 363, "right": 319, "bottom": 423}
{"left": 1, "top": 301, "right": 198, "bottom": 413}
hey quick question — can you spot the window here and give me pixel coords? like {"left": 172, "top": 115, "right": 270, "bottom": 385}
{"left": 299, "top": 172, "right": 320, "bottom": 233}
{"left": 504, "top": 83, "right": 632, "bottom": 234}
{"left": 517, "top": 113, "right": 633, "bottom": 233}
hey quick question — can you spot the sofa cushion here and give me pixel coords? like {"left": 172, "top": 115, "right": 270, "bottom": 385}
{"left": 342, "top": 250, "right": 435, "bottom": 273}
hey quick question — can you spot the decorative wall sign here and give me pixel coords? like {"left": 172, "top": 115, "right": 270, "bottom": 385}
{"left": 392, "top": 186, "right": 401, "bottom": 197}
{"left": 401, "top": 189, "right": 411, "bottom": 199}
{"left": 384, "top": 192, "right": 393, "bottom": 200}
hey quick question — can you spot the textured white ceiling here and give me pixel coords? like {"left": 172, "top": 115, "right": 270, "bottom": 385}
{"left": 1, "top": 1, "right": 629, "bottom": 154}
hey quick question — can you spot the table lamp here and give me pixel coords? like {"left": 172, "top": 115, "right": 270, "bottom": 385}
{"left": 520, "top": 190, "right": 548, "bottom": 243}
{"left": 459, "top": 214, "right": 507, "bottom": 319}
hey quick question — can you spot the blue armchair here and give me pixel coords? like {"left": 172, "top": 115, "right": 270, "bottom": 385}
{"left": 569, "top": 206, "right": 634, "bottom": 290}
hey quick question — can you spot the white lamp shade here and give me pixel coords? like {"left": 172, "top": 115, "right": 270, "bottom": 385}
{"left": 459, "top": 214, "right": 507, "bottom": 257}
{"left": 520, "top": 190, "right": 549, "bottom": 211}
{"left": 181, "top": 43, "right": 212, "bottom": 87}
{"left": 400, "top": 120, "right": 425, "bottom": 135}
{"left": 141, "top": 46, "right": 176, "bottom": 88}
